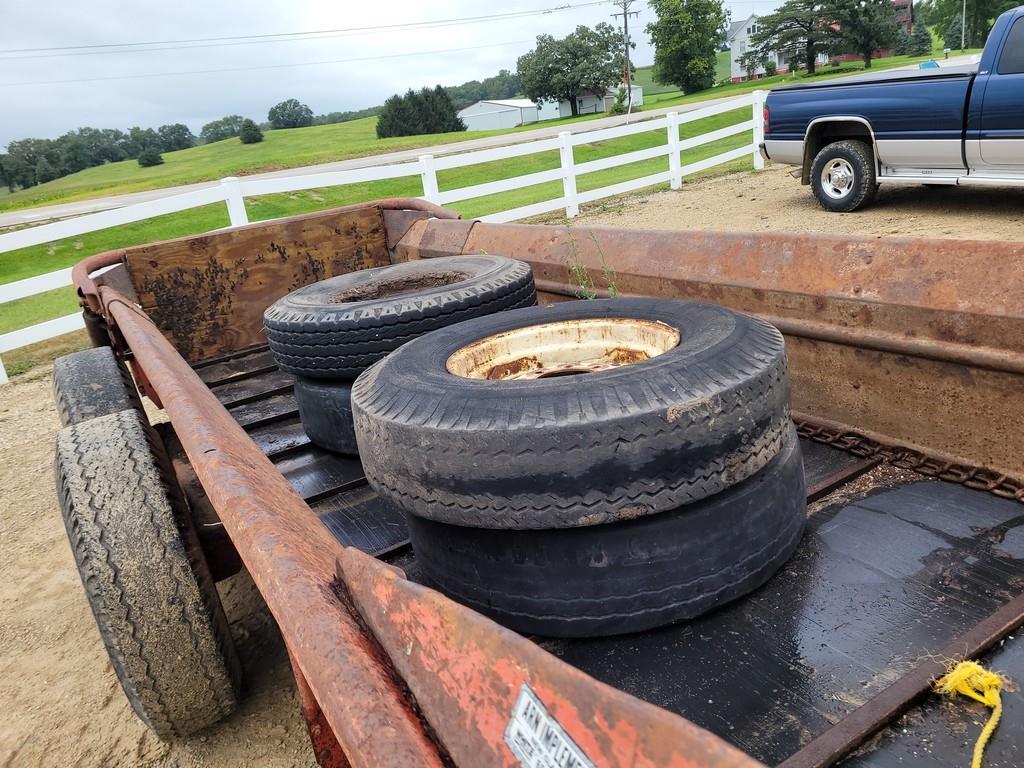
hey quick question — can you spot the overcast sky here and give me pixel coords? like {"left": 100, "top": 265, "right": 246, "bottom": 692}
{"left": 0, "top": 0, "right": 774, "bottom": 148}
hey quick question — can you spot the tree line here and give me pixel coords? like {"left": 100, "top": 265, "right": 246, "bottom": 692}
{"left": 0, "top": 97, "right": 374, "bottom": 191}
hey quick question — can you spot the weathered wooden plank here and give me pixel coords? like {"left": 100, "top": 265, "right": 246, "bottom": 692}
{"left": 126, "top": 205, "right": 390, "bottom": 361}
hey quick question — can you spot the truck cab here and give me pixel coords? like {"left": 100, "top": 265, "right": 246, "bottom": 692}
{"left": 762, "top": 6, "right": 1024, "bottom": 211}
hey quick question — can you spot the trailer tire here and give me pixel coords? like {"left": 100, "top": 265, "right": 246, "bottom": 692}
{"left": 264, "top": 255, "right": 536, "bottom": 379}
{"left": 354, "top": 298, "right": 791, "bottom": 529}
{"left": 294, "top": 377, "right": 358, "bottom": 455}
{"left": 810, "top": 140, "right": 877, "bottom": 212}
{"left": 55, "top": 409, "right": 241, "bottom": 739}
{"left": 53, "top": 346, "right": 143, "bottom": 427}
{"left": 408, "top": 425, "right": 806, "bottom": 637}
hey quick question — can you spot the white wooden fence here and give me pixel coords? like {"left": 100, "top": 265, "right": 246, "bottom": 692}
{"left": 0, "top": 91, "right": 766, "bottom": 384}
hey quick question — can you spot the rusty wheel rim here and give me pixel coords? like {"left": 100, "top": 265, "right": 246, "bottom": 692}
{"left": 445, "top": 317, "right": 681, "bottom": 380}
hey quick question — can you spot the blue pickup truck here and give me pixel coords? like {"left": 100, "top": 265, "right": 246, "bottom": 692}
{"left": 762, "top": 6, "right": 1024, "bottom": 211}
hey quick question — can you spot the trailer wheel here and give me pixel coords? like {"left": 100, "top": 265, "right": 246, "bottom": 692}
{"left": 293, "top": 377, "right": 358, "bottom": 455}
{"left": 408, "top": 425, "right": 805, "bottom": 637}
{"left": 353, "top": 298, "right": 791, "bottom": 529}
{"left": 810, "top": 140, "right": 877, "bottom": 212}
{"left": 264, "top": 255, "right": 536, "bottom": 379}
{"left": 53, "top": 346, "right": 143, "bottom": 427}
{"left": 55, "top": 409, "right": 241, "bottom": 739}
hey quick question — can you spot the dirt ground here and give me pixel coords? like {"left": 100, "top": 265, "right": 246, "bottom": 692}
{"left": 2, "top": 164, "right": 1022, "bottom": 767}
{"left": 0, "top": 367, "right": 315, "bottom": 767}
{"left": 572, "top": 163, "right": 1024, "bottom": 239}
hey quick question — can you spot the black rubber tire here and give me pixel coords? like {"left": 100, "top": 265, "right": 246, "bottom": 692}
{"left": 53, "top": 346, "right": 143, "bottom": 427}
{"left": 409, "top": 424, "right": 806, "bottom": 637}
{"left": 264, "top": 255, "right": 537, "bottom": 379}
{"left": 810, "top": 140, "right": 877, "bottom": 212}
{"left": 293, "top": 377, "right": 357, "bottom": 455}
{"left": 55, "top": 409, "right": 241, "bottom": 739}
{"left": 353, "top": 298, "right": 791, "bottom": 529}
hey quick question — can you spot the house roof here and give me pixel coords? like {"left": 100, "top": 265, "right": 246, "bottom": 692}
{"left": 727, "top": 14, "right": 758, "bottom": 40}
{"left": 480, "top": 99, "right": 537, "bottom": 108}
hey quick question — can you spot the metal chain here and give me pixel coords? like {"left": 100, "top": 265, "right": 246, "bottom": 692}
{"left": 794, "top": 419, "right": 1024, "bottom": 504}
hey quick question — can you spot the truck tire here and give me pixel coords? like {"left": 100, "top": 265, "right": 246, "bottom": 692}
{"left": 53, "top": 346, "right": 143, "bottom": 427}
{"left": 264, "top": 255, "right": 536, "bottom": 379}
{"left": 408, "top": 424, "right": 806, "bottom": 637}
{"left": 294, "top": 377, "right": 357, "bottom": 455}
{"left": 810, "top": 140, "right": 877, "bottom": 212}
{"left": 55, "top": 409, "right": 241, "bottom": 739}
{"left": 353, "top": 298, "right": 791, "bottom": 529}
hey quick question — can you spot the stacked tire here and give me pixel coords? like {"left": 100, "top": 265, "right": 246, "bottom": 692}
{"left": 263, "top": 255, "right": 537, "bottom": 454}
{"left": 352, "top": 298, "right": 807, "bottom": 637}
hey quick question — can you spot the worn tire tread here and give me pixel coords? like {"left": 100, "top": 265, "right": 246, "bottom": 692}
{"left": 55, "top": 410, "right": 240, "bottom": 739}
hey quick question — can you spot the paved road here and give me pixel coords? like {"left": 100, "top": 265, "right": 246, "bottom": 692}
{"left": 0, "top": 96, "right": 742, "bottom": 228}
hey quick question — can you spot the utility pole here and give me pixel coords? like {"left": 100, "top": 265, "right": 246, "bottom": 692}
{"left": 961, "top": 0, "right": 967, "bottom": 49}
{"left": 611, "top": 0, "right": 639, "bottom": 120}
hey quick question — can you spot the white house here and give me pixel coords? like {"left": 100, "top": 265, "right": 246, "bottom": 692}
{"left": 536, "top": 84, "right": 644, "bottom": 120}
{"left": 727, "top": 14, "right": 828, "bottom": 82}
{"left": 457, "top": 99, "right": 539, "bottom": 132}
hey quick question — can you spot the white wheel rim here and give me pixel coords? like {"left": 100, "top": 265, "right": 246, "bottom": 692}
{"left": 821, "top": 159, "right": 856, "bottom": 200}
{"left": 446, "top": 318, "right": 680, "bottom": 380}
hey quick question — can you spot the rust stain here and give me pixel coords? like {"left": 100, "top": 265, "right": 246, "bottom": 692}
{"left": 340, "top": 547, "right": 763, "bottom": 768}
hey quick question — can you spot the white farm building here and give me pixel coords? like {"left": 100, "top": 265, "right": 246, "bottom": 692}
{"left": 457, "top": 99, "right": 540, "bottom": 131}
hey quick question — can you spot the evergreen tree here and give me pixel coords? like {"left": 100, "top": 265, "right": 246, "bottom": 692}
{"left": 910, "top": 22, "right": 935, "bottom": 55}
{"left": 375, "top": 87, "right": 465, "bottom": 138}
{"left": 239, "top": 119, "right": 263, "bottom": 144}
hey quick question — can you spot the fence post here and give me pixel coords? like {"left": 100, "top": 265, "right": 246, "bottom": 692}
{"left": 752, "top": 90, "right": 767, "bottom": 171}
{"left": 419, "top": 155, "right": 440, "bottom": 204}
{"left": 0, "top": 357, "right": 8, "bottom": 386}
{"left": 558, "top": 132, "right": 579, "bottom": 218}
{"left": 667, "top": 112, "right": 682, "bottom": 190}
{"left": 220, "top": 177, "right": 249, "bottom": 227}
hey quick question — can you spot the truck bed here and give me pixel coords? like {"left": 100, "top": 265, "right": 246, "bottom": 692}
{"left": 181, "top": 343, "right": 1024, "bottom": 767}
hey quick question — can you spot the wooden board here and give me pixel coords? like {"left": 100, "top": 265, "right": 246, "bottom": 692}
{"left": 126, "top": 205, "right": 390, "bottom": 361}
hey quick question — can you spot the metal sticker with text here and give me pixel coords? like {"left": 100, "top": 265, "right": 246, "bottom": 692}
{"left": 504, "top": 683, "right": 596, "bottom": 768}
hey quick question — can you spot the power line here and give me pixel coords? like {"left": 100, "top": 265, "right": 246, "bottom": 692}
{"left": 0, "top": 2, "right": 612, "bottom": 59}
{"left": 0, "top": 40, "right": 534, "bottom": 88}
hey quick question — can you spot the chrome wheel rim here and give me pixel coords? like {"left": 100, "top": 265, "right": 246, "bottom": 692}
{"left": 446, "top": 317, "right": 681, "bottom": 380}
{"left": 821, "top": 159, "right": 855, "bottom": 200}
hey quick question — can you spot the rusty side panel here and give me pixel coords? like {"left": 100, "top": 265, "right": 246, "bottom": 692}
{"left": 338, "top": 547, "right": 764, "bottom": 768}
{"left": 393, "top": 217, "right": 475, "bottom": 261}
{"left": 125, "top": 206, "right": 390, "bottom": 362}
{"left": 396, "top": 220, "right": 1024, "bottom": 479}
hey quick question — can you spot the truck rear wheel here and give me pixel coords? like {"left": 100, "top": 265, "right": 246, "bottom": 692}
{"left": 810, "top": 140, "right": 877, "bottom": 212}
{"left": 55, "top": 409, "right": 241, "bottom": 739}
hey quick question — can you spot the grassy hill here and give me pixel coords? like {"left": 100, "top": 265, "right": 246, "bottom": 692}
{"left": 0, "top": 118, "right": 510, "bottom": 213}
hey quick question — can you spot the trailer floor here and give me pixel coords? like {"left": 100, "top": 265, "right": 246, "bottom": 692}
{"left": 192, "top": 348, "right": 1024, "bottom": 767}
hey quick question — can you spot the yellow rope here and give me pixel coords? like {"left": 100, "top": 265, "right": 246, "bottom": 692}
{"left": 933, "top": 660, "right": 1005, "bottom": 768}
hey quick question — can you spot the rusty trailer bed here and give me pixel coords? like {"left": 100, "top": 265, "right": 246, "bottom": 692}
{"left": 173, "top": 342, "right": 1024, "bottom": 768}
{"left": 73, "top": 199, "right": 1024, "bottom": 768}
